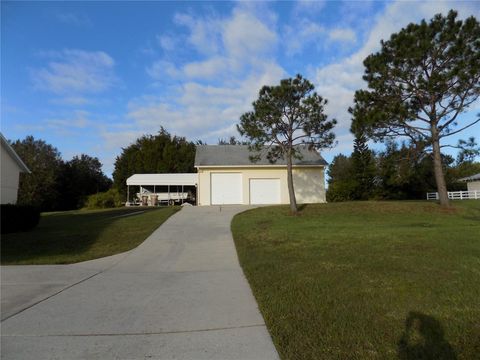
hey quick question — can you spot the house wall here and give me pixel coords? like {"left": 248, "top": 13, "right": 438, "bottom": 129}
{"left": 196, "top": 166, "right": 325, "bottom": 206}
{"left": 467, "top": 181, "right": 480, "bottom": 192}
{"left": 1, "top": 142, "right": 22, "bottom": 204}
{"left": 293, "top": 167, "right": 326, "bottom": 203}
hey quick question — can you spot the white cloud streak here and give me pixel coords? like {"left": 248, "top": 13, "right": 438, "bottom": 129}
{"left": 56, "top": 12, "right": 92, "bottom": 27}
{"left": 31, "top": 49, "right": 117, "bottom": 95}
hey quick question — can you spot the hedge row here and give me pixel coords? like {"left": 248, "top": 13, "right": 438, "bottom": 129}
{"left": 85, "top": 188, "right": 123, "bottom": 209}
{"left": 1, "top": 204, "right": 40, "bottom": 234}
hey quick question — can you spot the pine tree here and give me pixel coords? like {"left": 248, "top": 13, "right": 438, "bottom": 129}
{"left": 350, "top": 10, "right": 480, "bottom": 207}
{"left": 351, "top": 132, "right": 376, "bottom": 200}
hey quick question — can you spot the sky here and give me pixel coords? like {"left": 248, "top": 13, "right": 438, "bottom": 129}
{"left": 2, "top": 0, "right": 480, "bottom": 177}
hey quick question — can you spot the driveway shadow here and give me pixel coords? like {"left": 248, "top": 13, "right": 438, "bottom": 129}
{"left": 397, "top": 311, "right": 457, "bottom": 360}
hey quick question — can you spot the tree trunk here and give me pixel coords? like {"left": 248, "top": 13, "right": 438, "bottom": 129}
{"left": 431, "top": 130, "right": 449, "bottom": 207}
{"left": 286, "top": 149, "right": 298, "bottom": 214}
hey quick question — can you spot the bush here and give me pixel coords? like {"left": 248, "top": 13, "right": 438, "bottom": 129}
{"left": 1, "top": 204, "right": 40, "bottom": 234}
{"left": 326, "top": 179, "right": 359, "bottom": 202}
{"left": 85, "top": 188, "right": 123, "bottom": 209}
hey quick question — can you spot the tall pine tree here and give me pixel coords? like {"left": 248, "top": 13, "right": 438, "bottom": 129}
{"left": 351, "top": 132, "right": 376, "bottom": 200}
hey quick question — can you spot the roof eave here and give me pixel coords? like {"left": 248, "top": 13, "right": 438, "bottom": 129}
{"left": 0, "top": 133, "right": 31, "bottom": 173}
{"left": 194, "top": 164, "right": 326, "bottom": 168}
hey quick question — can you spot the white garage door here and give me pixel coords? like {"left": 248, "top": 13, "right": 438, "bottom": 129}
{"left": 249, "top": 179, "right": 281, "bottom": 204}
{"left": 211, "top": 173, "right": 243, "bottom": 205}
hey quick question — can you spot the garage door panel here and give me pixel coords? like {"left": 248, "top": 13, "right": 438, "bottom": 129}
{"left": 250, "top": 179, "right": 281, "bottom": 204}
{"left": 211, "top": 173, "right": 243, "bottom": 205}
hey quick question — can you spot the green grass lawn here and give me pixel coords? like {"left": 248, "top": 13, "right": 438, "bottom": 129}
{"left": 1, "top": 206, "right": 179, "bottom": 265}
{"left": 232, "top": 201, "right": 480, "bottom": 360}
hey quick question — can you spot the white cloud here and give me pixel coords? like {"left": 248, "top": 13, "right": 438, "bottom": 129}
{"left": 41, "top": 110, "right": 93, "bottom": 137}
{"left": 328, "top": 28, "right": 356, "bottom": 43}
{"left": 127, "top": 62, "right": 286, "bottom": 142}
{"left": 284, "top": 19, "right": 325, "bottom": 56}
{"left": 50, "top": 96, "right": 91, "bottom": 106}
{"left": 293, "top": 0, "right": 327, "bottom": 15}
{"left": 146, "top": 60, "right": 180, "bottom": 79}
{"left": 173, "top": 12, "right": 222, "bottom": 55}
{"left": 222, "top": 8, "right": 278, "bottom": 58}
{"left": 183, "top": 57, "right": 229, "bottom": 79}
{"left": 31, "top": 49, "right": 117, "bottom": 95}
{"left": 56, "top": 12, "right": 92, "bottom": 27}
{"left": 156, "top": 34, "right": 176, "bottom": 51}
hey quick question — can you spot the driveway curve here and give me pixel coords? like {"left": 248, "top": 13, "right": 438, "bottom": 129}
{"left": 1, "top": 206, "right": 279, "bottom": 360}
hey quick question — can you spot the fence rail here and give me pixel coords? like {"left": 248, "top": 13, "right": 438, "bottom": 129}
{"left": 426, "top": 190, "right": 480, "bottom": 200}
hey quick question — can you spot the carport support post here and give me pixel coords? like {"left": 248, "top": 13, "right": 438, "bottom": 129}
{"left": 182, "top": 185, "right": 184, "bottom": 204}
{"left": 127, "top": 185, "right": 129, "bottom": 206}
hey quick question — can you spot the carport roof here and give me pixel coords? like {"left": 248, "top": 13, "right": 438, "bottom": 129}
{"left": 194, "top": 145, "right": 327, "bottom": 167}
{"left": 126, "top": 173, "right": 198, "bottom": 186}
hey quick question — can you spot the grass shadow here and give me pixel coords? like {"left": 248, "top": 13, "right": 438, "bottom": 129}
{"left": 297, "top": 203, "right": 308, "bottom": 212}
{"left": 398, "top": 311, "right": 457, "bottom": 360}
{"left": 1, "top": 207, "right": 176, "bottom": 264}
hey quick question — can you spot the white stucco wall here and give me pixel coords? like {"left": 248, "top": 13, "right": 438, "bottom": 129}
{"left": 467, "top": 181, "right": 480, "bottom": 192}
{"left": 1, "top": 142, "right": 22, "bottom": 204}
{"left": 292, "top": 167, "right": 326, "bottom": 203}
{"left": 196, "top": 166, "right": 325, "bottom": 206}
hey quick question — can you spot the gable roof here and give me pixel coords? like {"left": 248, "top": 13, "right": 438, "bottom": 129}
{"left": 194, "top": 145, "right": 327, "bottom": 167}
{"left": 458, "top": 173, "right": 480, "bottom": 182}
{"left": 0, "top": 133, "right": 30, "bottom": 173}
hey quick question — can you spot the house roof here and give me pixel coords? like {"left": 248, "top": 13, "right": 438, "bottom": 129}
{"left": 194, "top": 145, "right": 328, "bottom": 167}
{"left": 126, "top": 173, "right": 198, "bottom": 186}
{"left": 458, "top": 173, "right": 480, "bottom": 182}
{"left": 0, "top": 133, "right": 30, "bottom": 173}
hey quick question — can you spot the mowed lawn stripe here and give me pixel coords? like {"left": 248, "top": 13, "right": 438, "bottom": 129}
{"left": 232, "top": 201, "right": 480, "bottom": 360}
{"left": 2, "top": 207, "right": 179, "bottom": 265}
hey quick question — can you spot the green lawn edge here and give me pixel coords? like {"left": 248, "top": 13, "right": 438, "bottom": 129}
{"left": 1, "top": 206, "right": 180, "bottom": 265}
{"left": 231, "top": 201, "right": 480, "bottom": 360}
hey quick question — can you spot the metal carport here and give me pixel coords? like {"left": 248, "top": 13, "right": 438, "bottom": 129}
{"left": 126, "top": 173, "right": 198, "bottom": 206}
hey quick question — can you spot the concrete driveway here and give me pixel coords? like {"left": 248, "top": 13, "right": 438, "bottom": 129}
{"left": 1, "top": 206, "right": 279, "bottom": 360}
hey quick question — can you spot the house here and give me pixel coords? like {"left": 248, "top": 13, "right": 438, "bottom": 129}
{"left": 1, "top": 133, "right": 30, "bottom": 204}
{"left": 458, "top": 173, "right": 480, "bottom": 192}
{"left": 194, "top": 145, "right": 327, "bottom": 206}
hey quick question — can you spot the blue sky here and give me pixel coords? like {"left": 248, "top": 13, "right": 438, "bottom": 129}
{"left": 2, "top": 0, "right": 479, "bottom": 177}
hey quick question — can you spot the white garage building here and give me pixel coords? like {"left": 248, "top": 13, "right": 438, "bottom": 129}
{"left": 458, "top": 173, "right": 480, "bottom": 192}
{"left": 195, "top": 145, "right": 327, "bottom": 206}
{"left": 1, "top": 133, "right": 30, "bottom": 204}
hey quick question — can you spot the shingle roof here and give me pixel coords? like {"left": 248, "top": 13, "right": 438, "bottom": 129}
{"left": 194, "top": 145, "right": 327, "bottom": 167}
{"left": 458, "top": 173, "right": 480, "bottom": 182}
{"left": 0, "top": 133, "right": 30, "bottom": 173}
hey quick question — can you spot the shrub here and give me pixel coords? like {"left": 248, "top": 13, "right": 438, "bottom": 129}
{"left": 85, "top": 188, "right": 123, "bottom": 209}
{"left": 1, "top": 204, "right": 40, "bottom": 234}
{"left": 326, "top": 179, "right": 359, "bottom": 202}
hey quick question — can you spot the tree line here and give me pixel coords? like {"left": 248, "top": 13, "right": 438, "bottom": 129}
{"left": 11, "top": 136, "right": 111, "bottom": 211}
{"left": 327, "top": 135, "right": 480, "bottom": 202}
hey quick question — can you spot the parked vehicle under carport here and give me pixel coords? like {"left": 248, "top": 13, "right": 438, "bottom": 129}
{"left": 125, "top": 173, "right": 198, "bottom": 206}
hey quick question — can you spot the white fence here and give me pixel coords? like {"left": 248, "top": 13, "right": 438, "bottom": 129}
{"left": 426, "top": 190, "right": 480, "bottom": 200}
